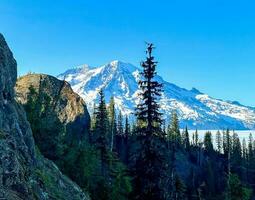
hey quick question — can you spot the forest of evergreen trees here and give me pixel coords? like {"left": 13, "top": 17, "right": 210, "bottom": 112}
{"left": 25, "top": 44, "right": 255, "bottom": 200}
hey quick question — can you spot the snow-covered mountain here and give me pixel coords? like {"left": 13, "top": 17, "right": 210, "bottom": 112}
{"left": 57, "top": 60, "right": 255, "bottom": 130}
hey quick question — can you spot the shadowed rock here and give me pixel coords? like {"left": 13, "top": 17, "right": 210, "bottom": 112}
{"left": 15, "top": 74, "right": 90, "bottom": 160}
{"left": 0, "top": 33, "right": 90, "bottom": 200}
{"left": 15, "top": 74, "right": 90, "bottom": 139}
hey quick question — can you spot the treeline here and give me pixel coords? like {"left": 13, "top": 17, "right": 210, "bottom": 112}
{"left": 24, "top": 44, "right": 254, "bottom": 200}
{"left": 86, "top": 44, "right": 254, "bottom": 199}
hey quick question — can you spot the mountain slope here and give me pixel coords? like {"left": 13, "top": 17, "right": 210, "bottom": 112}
{"left": 58, "top": 60, "right": 255, "bottom": 130}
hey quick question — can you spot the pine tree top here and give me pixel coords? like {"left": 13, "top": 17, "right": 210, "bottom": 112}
{"left": 136, "top": 43, "right": 163, "bottom": 136}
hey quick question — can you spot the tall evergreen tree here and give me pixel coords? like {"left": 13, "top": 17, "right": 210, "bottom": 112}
{"left": 133, "top": 43, "right": 168, "bottom": 200}
{"left": 231, "top": 132, "right": 242, "bottom": 169}
{"left": 204, "top": 160, "right": 216, "bottom": 198}
{"left": 192, "top": 132, "right": 195, "bottom": 146}
{"left": 223, "top": 129, "right": 232, "bottom": 158}
{"left": 115, "top": 111, "right": 124, "bottom": 157}
{"left": 168, "top": 111, "right": 181, "bottom": 147}
{"left": 162, "top": 119, "right": 167, "bottom": 137}
{"left": 123, "top": 115, "right": 130, "bottom": 164}
{"left": 24, "top": 85, "right": 40, "bottom": 133}
{"left": 95, "top": 89, "right": 109, "bottom": 176}
{"left": 90, "top": 103, "right": 97, "bottom": 131}
{"left": 117, "top": 111, "right": 124, "bottom": 136}
{"left": 173, "top": 175, "right": 186, "bottom": 200}
{"left": 242, "top": 138, "right": 247, "bottom": 159}
{"left": 216, "top": 130, "right": 223, "bottom": 153}
{"left": 135, "top": 44, "right": 163, "bottom": 132}
{"left": 183, "top": 126, "right": 190, "bottom": 150}
{"left": 194, "top": 129, "right": 199, "bottom": 147}
{"left": 166, "top": 111, "right": 183, "bottom": 199}
{"left": 248, "top": 133, "right": 253, "bottom": 163}
{"left": 108, "top": 97, "right": 117, "bottom": 152}
{"left": 225, "top": 174, "right": 252, "bottom": 200}
{"left": 242, "top": 138, "right": 248, "bottom": 183}
{"left": 204, "top": 131, "right": 214, "bottom": 153}
{"left": 247, "top": 133, "right": 254, "bottom": 184}
{"left": 167, "top": 121, "right": 173, "bottom": 147}
{"left": 124, "top": 115, "right": 130, "bottom": 138}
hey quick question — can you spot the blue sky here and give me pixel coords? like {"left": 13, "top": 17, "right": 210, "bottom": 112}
{"left": 1, "top": 0, "right": 255, "bottom": 106}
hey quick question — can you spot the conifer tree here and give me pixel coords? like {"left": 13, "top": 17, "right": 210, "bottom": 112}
{"left": 115, "top": 111, "right": 123, "bottom": 156}
{"left": 223, "top": 130, "right": 227, "bottom": 154}
{"left": 192, "top": 132, "right": 195, "bottom": 146}
{"left": 95, "top": 89, "right": 109, "bottom": 176}
{"left": 109, "top": 159, "right": 132, "bottom": 200}
{"left": 25, "top": 85, "right": 39, "bottom": 133}
{"left": 108, "top": 97, "right": 117, "bottom": 152}
{"left": 90, "top": 103, "right": 96, "bottom": 132}
{"left": 186, "top": 168, "right": 196, "bottom": 200}
{"left": 123, "top": 115, "right": 130, "bottom": 164}
{"left": 133, "top": 43, "right": 168, "bottom": 200}
{"left": 124, "top": 115, "right": 130, "bottom": 137}
{"left": 204, "top": 131, "right": 213, "bottom": 153}
{"left": 168, "top": 111, "right": 181, "bottom": 147}
{"left": 183, "top": 126, "right": 190, "bottom": 150}
{"left": 242, "top": 138, "right": 247, "bottom": 159}
{"left": 231, "top": 132, "right": 242, "bottom": 169}
{"left": 166, "top": 111, "right": 182, "bottom": 198}
{"left": 248, "top": 133, "right": 253, "bottom": 163}
{"left": 173, "top": 175, "right": 186, "bottom": 200}
{"left": 194, "top": 129, "right": 199, "bottom": 147}
{"left": 117, "top": 111, "right": 124, "bottom": 136}
{"left": 242, "top": 138, "right": 248, "bottom": 183}
{"left": 162, "top": 119, "right": 167, "bottom": 137}
{"left": 166, "top": 122, "right": 173, "bottom": 147}
{"left": 216, "top": 130, "right": 222, "bottom": 153}
{"left": 131, "top": 121, "right": 136, "bottom": 135}
{"left": 225, "top": 174, "right": 252, "bottom": 200}
{"left": 204, "top": 161, "right": 216, "bottom": 197}
{"left": 223, "top": 129, "right": 232, "bottom": 158}
{"left": 181, "top": 129, "right": 185, "bottom": 146}
{"left": 247, "top": 133, "right": 254, "bottom": 183}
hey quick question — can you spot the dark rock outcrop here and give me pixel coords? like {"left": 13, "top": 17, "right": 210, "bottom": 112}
{"left": 15, "top": 74, "right": 90, "bottom": 160}
{"left": 15, "top": 74, "right": 90, "bottom": 139}
{"left": 0, "top": 33, "right": 90, "bottom": 199}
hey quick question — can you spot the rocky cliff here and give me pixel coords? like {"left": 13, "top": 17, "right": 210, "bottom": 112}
{"left": 0, "top": 33, "right": 90, "bottom": 199}
{"left": 15, "top": 74, "right": 90, "bottom": 160}
{"left": 15, "top": 74, "right": 90, "bottom": 133}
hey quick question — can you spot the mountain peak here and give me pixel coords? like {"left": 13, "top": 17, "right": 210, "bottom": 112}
{"left": 103, "top": 60, "right": 139, "bottom": 73}
{"left": 77, "top": 64, "right": 90, "bottom": 69}
{"left": 110, "top": 60, "right": 123, "bottom": 66}
{"left": 58, "top": 61, "right": 255, "bottom": 130}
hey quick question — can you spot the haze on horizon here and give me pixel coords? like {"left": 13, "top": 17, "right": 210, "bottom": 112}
{"left": 1, "top": 0, "right": 255, "bottom": 107}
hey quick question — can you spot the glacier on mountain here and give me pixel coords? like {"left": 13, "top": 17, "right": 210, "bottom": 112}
{"left": 58, "top": 60, "right": 255, "bottom": 130}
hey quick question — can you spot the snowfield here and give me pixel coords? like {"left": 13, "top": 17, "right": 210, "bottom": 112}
{"left": 58, "top": 60, "right": 255, "bottom": 130}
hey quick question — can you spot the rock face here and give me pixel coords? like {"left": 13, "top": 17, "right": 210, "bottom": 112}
{"left": 0, "top": 35, "right": 16, "bottom": 102}
{"left": 0, "top": 33, "right": 90, "bottom": 199}
{"left": 15, "top": 74, "right": 90, "bottom": 143}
